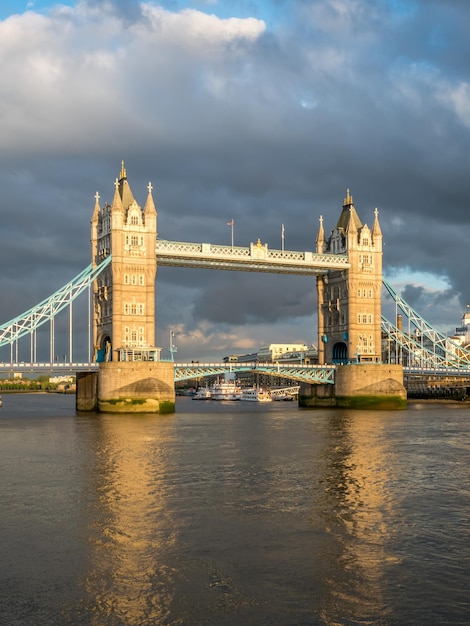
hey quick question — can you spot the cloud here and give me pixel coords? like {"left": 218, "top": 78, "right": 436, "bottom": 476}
{"left": 1, "top": 0, "right": 470, "bottom": 361}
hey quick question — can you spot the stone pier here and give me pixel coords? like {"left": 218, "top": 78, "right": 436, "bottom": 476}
{"left": 299, "top": 363, "right": 407, "bottom": 409}
{"left": 77, "top": 362, "right": 175, "bottom": 413}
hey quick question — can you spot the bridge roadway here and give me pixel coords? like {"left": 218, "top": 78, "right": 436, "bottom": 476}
{"left": 3, "top": 361, "right": 470, "bottom": 384}
{"left": 0, "top": 361, "right": 336, "bottom": 384}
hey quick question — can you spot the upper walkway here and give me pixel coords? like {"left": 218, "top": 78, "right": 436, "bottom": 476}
{"left": 156, "top": 240, "right": 350, "bottom": 275}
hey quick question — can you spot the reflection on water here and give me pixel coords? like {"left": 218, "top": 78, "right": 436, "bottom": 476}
{"left": 75, "top": 415, "right": 178, "bottom": 625}
{"left": 315, "top": 412, "right": 400, "bottom": 625}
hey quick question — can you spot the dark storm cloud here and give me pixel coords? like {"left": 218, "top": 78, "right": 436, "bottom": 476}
{"left": 1, "top": 0, "right": 470, "bottom": 359}
{"left": 192, "top": 273, "right": 315, "bottom": 325}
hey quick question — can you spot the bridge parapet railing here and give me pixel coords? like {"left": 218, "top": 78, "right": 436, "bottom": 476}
{"left": 173, "top": 362, "right": 336, "bottom": 384}
{"left": 156, "top": 240, "right": 349, "bottom": 268}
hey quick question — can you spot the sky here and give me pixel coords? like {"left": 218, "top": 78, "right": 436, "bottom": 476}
{"left": 1, "top": 0, "right": 470, "bottom": 362}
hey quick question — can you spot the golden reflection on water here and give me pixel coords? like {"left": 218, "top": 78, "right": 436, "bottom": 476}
{"left": 78, "top": 415, "right": 177, "bottom": 625}
{"left": 317, "top": 411, "right": 401, "bottom": 625}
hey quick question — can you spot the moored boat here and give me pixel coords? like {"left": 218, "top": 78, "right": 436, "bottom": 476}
{"left": 192, "top": 387, "right": 212, "bottom": 400}
{"left": 272, "top": 393, "right": 295, "bottom": 401}
{"left": 210, "top": 374, "right": 242, "bottom": 401}
{"left": 240, "top": 387, "right": 272, "bottom": 402}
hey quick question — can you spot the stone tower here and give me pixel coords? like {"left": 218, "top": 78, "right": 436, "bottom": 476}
{"left": 316, "top": 190, "right": 383, "bottom": 365}
{"left": 91, "top": 161, "right": 160, "bottom": 362}
{"left": 78, "top": 162, "right": 174, "bottom": 413}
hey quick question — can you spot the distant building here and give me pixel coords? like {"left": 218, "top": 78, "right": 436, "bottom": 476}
{"left": 223, "top": 353, "right": 257, "bottom": 363}
{"left": 257, "top": 343, "right": 309, "bottom": 362}
{"left": 452, "top": 305, "right": 470, "bottom": 346}
{"left": 222, "top": 343, "right": 317, "bottom": 387}
{"left": 50, "top": 375, "right": 76, "bottom": 384}
{"left": 224, "top": 343, "right": 316, "bottom": 364}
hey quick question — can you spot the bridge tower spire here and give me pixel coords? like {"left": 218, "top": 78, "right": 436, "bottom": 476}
{"left": 317, "top": 190, "right": 383, "bottom": 365}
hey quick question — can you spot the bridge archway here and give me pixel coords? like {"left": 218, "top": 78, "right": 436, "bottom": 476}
{"left": 332, "top": 341, "right": 348, "bottom": 363}
{"left": 96, "top": 334, "right": 112, "bottom": 362}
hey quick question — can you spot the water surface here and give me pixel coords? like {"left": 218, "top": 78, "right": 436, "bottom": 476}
{"left": 0, "top": 394, "right": 469, "bottom": 625}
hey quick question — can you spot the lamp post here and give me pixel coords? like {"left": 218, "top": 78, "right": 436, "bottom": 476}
{"left": 169, "top": 330, "right": 177, "bottom": 362}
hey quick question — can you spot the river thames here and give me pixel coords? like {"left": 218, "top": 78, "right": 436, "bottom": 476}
{"left": 0, "top": 393, "right": 469, "bottom": 625}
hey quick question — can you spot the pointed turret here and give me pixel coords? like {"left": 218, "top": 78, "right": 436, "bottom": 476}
{"left": 144, "top": 181, "right": 157, "bottom": 232}
{"left": 144, "top": 181, "right": 157, "bottom": 215}
{"left": 335, "top": 188, "right": 363, "bottom": 233}
{"left": 372, "top": 207, "right": 382, "bottom": 243}
{"left": 91, "top": 191, "right": 100, "bottom": 225}
{"left": 117, "top": 159, "right": 136, "bottom": 210}
{"left": 316, "top": 215, "right": 325, "bottom": 253}
{"left": 111, "top": 177, "right": 124, "bottom": 211}
{"left": 91, "top": 191, "right": 101, "bottom": 267}
{"left": 110, "top": 176, "right": 124, "bottom": 231}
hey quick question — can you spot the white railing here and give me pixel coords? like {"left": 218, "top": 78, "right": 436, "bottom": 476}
{"left": 156, "top": 240, "right": 350, "bottom": 273}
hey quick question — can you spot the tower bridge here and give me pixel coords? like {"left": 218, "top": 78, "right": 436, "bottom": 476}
{"left": 3, "top": 162, "right": 470, "bottom": 410}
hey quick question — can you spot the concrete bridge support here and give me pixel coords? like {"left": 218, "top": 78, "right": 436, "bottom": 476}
{"left": 299, "top": 363, "right": 407, "bottom": 409}
{"left": 76, "top": 362, "right": 175, "bottom": 413}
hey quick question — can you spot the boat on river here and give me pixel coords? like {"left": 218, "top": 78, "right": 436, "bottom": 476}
{"left": 192, "top": 387, "right": 212, "bottom": 400}
{"left": 209, "top": 374, "right": 242, "bottom": 401}
{"left": 240, "top": 387, "right": 272, "bottom": 402}
{"left": 211, "top": 380, "right": 242, "bottom": 401}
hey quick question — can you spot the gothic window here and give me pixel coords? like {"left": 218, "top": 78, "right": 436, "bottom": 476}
{"left": 124, "top": 302, "right": 145, "bottom": 315}
{"left": 131, "top": 215, "right": 138, "bottom": 226}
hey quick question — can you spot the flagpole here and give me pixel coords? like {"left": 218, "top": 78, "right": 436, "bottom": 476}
{"left": 281, "top": 223, "right": 285, "bottom": 252}
{"left": 227, "top": 218, "right": 234, "bottom": 249}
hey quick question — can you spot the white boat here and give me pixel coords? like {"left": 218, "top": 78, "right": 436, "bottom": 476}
{"left": 192, "top": 387, "right": 212, "bottom": 400}
{"left": 240, "top": 387, "right": 272, "bottom": 402}
{"left": 210, "top": 375, "right": 241, "bottom": 401}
